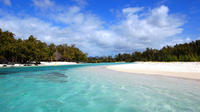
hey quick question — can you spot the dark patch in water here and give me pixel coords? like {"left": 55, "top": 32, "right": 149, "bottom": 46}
{"left": 0, "top": 66, "right": 70, "bottom": 76}
{"left": 0, "top": 72, "right": 9, "bottom": 75}
{"left": 47, "top": 72, "right": 67, "bottom": 78}
{"left": 41, "top": 72, "right": 68, "bottom": 83}
{"left": 24, "top": 71, "right": 68, "bottom": 83}
{"left": 0, "top": 71, "right": 19, "bottom": 75}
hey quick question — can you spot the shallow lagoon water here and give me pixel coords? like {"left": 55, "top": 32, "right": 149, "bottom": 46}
{"left": 0, "top": 63, "right": 200, "bottom": 112}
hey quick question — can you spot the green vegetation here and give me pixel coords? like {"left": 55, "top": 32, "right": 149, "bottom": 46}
{"left": 1, "top": 28, "right": 200, "bottom": 63}
{"left": 0, "top": 28, "right": 87, "bottom": 64}
{"left": 89, "top": 40, "right": 200, "bottom": 62}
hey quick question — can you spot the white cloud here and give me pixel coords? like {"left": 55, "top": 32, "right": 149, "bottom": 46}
{"left": 156, "top": 0, "right": 168, "bottom": 6}
{"left": 122, "top": 7, "right": 143, "bottom": 14}
{"left": 32, "top": 0, "right": 54, "bottom": 8}
{"left": 111, "top": 5, "right": 184, "bottom": 50}
{"left": 0, "top": 5, "right": 187, "bottom": 56}
{"left": 163, "top": 37, "right": 192, "bottom": 47}
{"left": 73, "top": 0, "right": 87, "bottom": 7}
{"left": 1, "top": 0, "right": 11, "bottom": 6}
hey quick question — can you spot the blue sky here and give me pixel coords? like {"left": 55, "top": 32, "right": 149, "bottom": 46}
{"left": 0, "top": 0, "right": 200, "bottom": 56}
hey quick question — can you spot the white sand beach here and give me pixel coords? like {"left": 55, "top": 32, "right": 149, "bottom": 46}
{"left": 39, "top": 62, "right": 77, "bottom": 66}
{"left": 107, "top": 62, "right": 200, "bottom": 80}
{"left": 0, "top": 62, "right": 77, "bottom": 68}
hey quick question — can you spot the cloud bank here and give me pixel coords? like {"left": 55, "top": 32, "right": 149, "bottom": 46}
{"left": 0, "top": 4, "right": 187, "bottom": 56}
{"left": 1, "top": 0, "right": 11, "bottom": 6}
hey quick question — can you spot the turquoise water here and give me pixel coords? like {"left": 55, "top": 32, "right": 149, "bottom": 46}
{"left": 0, "top": 63, "right": 200, "bottom": 112}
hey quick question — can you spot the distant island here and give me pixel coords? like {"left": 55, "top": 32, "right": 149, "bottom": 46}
{"left": 0, "top": 28, "right": 200, "bottom": 65}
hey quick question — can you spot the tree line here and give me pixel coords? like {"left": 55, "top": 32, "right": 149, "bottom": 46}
{"left": 1, "top": 28, "right": 200, "bottom": 63}
{"left": 88, "top": 40, "right": 200, "bottom": 62}
{"left": 0, "top": 28, "right": 87, "bottom": 64}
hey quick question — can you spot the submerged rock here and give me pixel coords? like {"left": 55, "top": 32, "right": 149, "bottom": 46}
{"left": 40, "top": 72, "right": 68, "bottom": 83}
{"left": 47, "top": 72, "right": 67, "bottom": 78}
{"left": 23, "top": 71, "right": 68, "bottom": 83}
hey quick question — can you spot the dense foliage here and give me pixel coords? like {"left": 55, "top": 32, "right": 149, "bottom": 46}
{"left": 1, "top": 28, "right": 200, "bottom": 63}
{"left": 88, "top": 40, "right": 200, "bottom": 62}
{"left": 0, "top": 28, "right": 87, "bottom": 63}
{"left": 87, "top": 56, "right": 115, "bottom": 63}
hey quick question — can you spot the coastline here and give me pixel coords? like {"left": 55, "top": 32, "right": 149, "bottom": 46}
{"left": 107, "top": 62, "right": 200, "bottom": 80}
{"left": 0, "top": 62, "right": 77, "bottom": 68}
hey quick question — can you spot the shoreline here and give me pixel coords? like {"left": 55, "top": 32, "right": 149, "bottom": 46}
{"left": 107, "top": 62, "right": 200, "bottom": 80}
{"left": 0, "top": 62, "right": 77, "bottom": 68}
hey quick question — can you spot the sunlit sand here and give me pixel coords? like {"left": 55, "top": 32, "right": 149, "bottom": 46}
{"left": 107, "top": 62, "right": 200, "bottom": 80}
